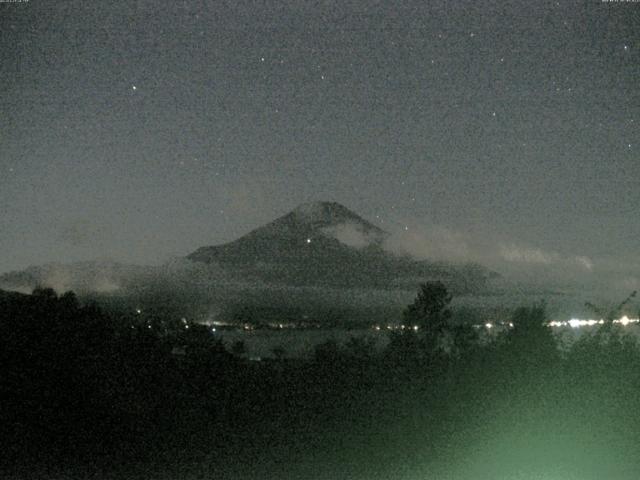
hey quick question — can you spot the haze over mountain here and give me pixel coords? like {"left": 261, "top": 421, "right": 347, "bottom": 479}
{"left": 0, "top": 260, "right": 156, "bottom": 296}
{"left": 3, "top": 201, "right": 633, "bottom": 321}
{"left": 0, "top": 202, "right": 506, "bottom": 324}
{"left": 0, "top": 202, "right": 495, "bottom": 294}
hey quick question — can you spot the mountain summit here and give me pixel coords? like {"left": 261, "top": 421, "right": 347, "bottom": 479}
{"left": 288, "top": 201, "right": 383, "bottom": 233}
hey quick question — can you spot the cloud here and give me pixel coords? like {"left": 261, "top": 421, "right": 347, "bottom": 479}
{"left": 575, "top": 256, "right": 594, "bottom": 271}
{"left": 499, "top": 244, "right": 555, "bottom": 265}
{"left": 367, "top": 217, "right": 601, "bottom": 292}
{"left": 499, "top": 243, "right": 594, "bottom": 271}
{"left": 322, "top": 223, "right": 375, "bottom": 249}
{"left": 40, "top": 264, "right": 122, "bottom": 294}
{"left": 382, "top": 225, "right": 474, "bottom": 262}
{"left": 322, "top": 221, "right": 479, "bottom": 263}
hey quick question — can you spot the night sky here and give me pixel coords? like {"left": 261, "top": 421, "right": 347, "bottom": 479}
{"left": 1, "top": 1, "right": 638, "bottom": 289}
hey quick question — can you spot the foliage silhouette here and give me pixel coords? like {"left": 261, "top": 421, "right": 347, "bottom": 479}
{"left": 3, "top": 287, "right": 640, "bottom": 479}
{"left": 403, "top": 281, "right": 452, "bottom": 333}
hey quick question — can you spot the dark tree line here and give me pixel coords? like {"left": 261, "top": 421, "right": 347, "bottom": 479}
{"left": 2, "top": 283, "right": 640, "bottom": 479}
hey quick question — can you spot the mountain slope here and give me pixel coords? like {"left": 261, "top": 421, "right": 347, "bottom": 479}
{"left": 189, "top": 201, "right": 386, "bottom": 263}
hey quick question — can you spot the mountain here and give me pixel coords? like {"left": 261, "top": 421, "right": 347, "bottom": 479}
{"left": 0, "top": 202, "right": 498, "bottom": 324}
{"left": 189, "top": 201, "right": 385, "bottom": 263}
{"left": 188, "top": 201, "right": 496, "bottom": 293}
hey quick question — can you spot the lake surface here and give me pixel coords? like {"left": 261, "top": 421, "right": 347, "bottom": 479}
{"left": 213, "top": 327, "right": 386, "bottom": 359}
{"left": 210, "top": 320, "right": 640, "bottom": 359}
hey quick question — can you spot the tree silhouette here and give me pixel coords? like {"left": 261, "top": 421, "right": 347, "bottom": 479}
{"left": 502, "top": 303, "right": 558, "bottom": 369}
{"left": 271, "top": 345, "right": 286, "bottom": 360}
{"left": 585, "top": 290, "right": 637, "bottom": 324}
{"left": 386, "top": 282, "right": 455, "bottom": 366}
{"left": 31, "top": 286, "right": 58, "bottom": 301}
{"left": 314, "top": 338, "right": 341, "bottom": 364}
{"left": 403, "top": 281, "right": 452, "bottom": 352}
{"left": 403, "top": 281, "right": 452, "bottom": 331}
{"left": 231, "top": 340, "right": 247, "bottom": 357}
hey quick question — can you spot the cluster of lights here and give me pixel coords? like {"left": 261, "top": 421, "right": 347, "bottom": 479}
{"left": 474, "top": 318, "right": 640, "bottom": 330}
{"left": 373, "top": 325, "right": 419, "bottom": 331}
{"left": 196, "top": 315, "right": 639, "bottom": 336}
{"left": 472, "top": 322, "right": 513, "bottom": 330}
{"left": 548, "top": 316, "right": 639, "bottom": 328}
